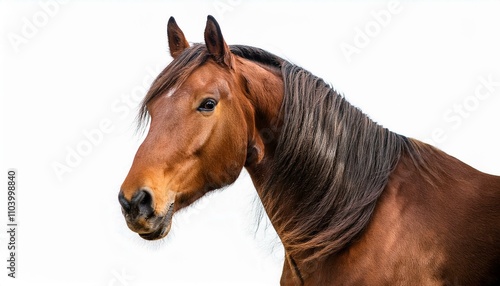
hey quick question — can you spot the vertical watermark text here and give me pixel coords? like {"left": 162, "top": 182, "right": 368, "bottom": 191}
{"left": 6, "top": 169, "right": 18, "bottom": 278}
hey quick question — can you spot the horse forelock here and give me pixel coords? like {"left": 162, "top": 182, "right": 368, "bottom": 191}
{"left": 136, "top": 44, "right": 283, "bottom": 133}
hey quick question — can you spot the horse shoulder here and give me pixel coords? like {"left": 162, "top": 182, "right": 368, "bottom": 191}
{"left": 312, "top": 149, "right": 500, "bottom": 285}
{"left": 295, "top": 153, "right": 445, "bottom": 285}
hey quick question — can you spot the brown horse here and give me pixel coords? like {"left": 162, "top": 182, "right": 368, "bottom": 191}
{"left": 119, "top": 16, "right": 500, "bottom": 285}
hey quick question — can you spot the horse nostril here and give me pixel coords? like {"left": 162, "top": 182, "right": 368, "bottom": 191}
{"left": 118, "top": 191, "right": 131, "bottom": 212}
{"left": 119, "top": 189, "right": 154, "bottom": 218}
{"left": 131, "top": 189, "right": 154, "bottom": 218}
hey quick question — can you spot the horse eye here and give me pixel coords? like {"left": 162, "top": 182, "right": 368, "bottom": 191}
{"left": 198, "top": 98, "right": 217, "bottom": 112}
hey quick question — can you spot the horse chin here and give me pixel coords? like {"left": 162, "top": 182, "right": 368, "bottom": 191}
{"left": 139, "top": 220, "right": 172, "bottom": 240}
{"left": 139, "top": 202, "right": 175, "bottom": 241}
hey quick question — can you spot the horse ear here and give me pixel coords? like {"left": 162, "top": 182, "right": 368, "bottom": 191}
{"left": 167, "top": 17, "right": 189, "bottom": 59}
{"left": 204, "top": 15, "right": 232, "bottom": 67}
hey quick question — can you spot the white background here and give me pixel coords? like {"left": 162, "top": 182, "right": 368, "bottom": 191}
{"left": 1, "top": 1, "right": 499, "bottom": 285}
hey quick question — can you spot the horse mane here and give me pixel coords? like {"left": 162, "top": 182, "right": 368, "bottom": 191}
{"left": 230, "top": 45, "right": 284, "bottom": 70}
{"left": 260, "top": 60, "right": 414, "bottom": 263}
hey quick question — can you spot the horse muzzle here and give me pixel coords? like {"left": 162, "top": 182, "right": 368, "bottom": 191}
{"left": 118, "top": 189, "right": 175, "bottom": 240}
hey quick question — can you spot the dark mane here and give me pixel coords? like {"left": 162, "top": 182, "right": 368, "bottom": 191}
{"left": 261, "top": 61, "right": 412, "bottom": 263}
{"left": 230, "top": 45, "right": 284, "bottom": 70}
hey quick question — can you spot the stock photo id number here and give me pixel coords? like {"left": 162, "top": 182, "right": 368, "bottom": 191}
{"left": 6, "top": 169, "right": 17, "bottom": 278}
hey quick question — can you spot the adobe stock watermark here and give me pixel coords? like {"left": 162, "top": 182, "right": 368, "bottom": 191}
{"left": 108, "top": 268, "right": 135, "bottom": 286}
{"left": 340, "top": 0, "right": 403, "bottom": 63}
{"left": 212, "top": 0, "right": 242, "bottom": 20}
{"left": 51, "top": 64, "right": 162, "bottom": 182}
{"left": 425, "top": 74, "right": 500, "bottom": 146}
{"left": 7, "top": 0, "right": 69, "bottom": 53}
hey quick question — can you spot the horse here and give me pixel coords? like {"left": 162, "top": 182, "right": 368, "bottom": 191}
{"left": 118, "top": 16, "right": 500, "bottom": 285}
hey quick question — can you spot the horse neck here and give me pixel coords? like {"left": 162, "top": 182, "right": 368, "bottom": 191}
{"left": 236, "top": 57, "right": 284, "bottom": 133}
{"left": 243, "top": 61, "right": 407, "bottom": 266}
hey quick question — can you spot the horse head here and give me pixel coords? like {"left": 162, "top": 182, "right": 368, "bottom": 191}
{"left": 118, "top": 16, "right": 274, "bottom": 240}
